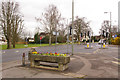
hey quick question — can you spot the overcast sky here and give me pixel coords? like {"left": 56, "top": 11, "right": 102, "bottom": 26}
{"left": 13, "top": 0, "right": 119, "bottom": 36}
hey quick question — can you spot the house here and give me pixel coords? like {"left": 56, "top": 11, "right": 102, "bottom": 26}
{"left": 39, "top": 32, "right": 49, "bottom": 38}
{"left": 81, "top": 35, "right": 90, "bottom": 41}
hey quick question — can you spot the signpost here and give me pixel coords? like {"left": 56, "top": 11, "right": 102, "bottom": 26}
{"left": 24, "top": 37, "right": 28, "bottom": 48}
{"left": 112, "top": 35, "right": 117, "bottom": 39}
{"left": 40, "top": 36, "right": 42, "bottom": 46}
{"left": 114, "top": 35, "right": 117, "bottom": 38}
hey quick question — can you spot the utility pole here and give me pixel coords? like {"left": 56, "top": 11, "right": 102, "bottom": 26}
{"left": 119, "top": 2, "right": 120, "bottom": 33}
{"left": 118, "top": 1, "right": 120, "bottom": 33}
{"left": 72, "top": 0, "right": 74, "bottom": 55}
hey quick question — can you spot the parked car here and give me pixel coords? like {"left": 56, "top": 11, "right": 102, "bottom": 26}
{"left": 98, "top": 39, "right": 106, "bottom": 45}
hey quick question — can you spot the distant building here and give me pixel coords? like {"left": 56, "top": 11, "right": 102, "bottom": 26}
{"left": 39, "top": 32, "right": 49, "bottom": 38}
{"left": 81, "top": 35, "right": 90, "bottom": 41}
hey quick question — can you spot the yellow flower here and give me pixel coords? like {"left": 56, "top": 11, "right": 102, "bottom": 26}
{"left": 64, "top": 54, "right": 66, "bottom": 57}
{"left": 32, "top": 52, "right": 37, "bottom": 54}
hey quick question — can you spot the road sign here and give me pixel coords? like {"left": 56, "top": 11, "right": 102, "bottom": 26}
{"left": 115, "top": 35, "right": 117, "bottom": 38}
{"left": 112, "top": 35, "right": 114, "bottom": 38}
{"left": 40, "top": 37, "right": 42, "bottom": 40}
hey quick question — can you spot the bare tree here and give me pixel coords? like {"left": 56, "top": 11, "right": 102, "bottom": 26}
{"left": 12, "top": 14, "right": 24, "bottom": 48}
{"left": 69, "top": 16, "right": 90, "bottom": 42}
{"left": 112, "top": 25, "right": 118, "bottom": 34}
{"left": 101, "top": 20, "right": 110, "bottom": 33}
{"left": 20, "top": 29, "right": 28, "bottom": 42}
{"left": 34, "top": 27, "right": 41, "bottom": 34}
{"left": 0, "top": 1, "right": 24, "bottom": 48}
{"left": 58, "top": 18, "right": 67, "bottom": 36}
{"left": 100, "top": 20, "right": 110, "bottom": 39}
{"left": 36, "top": 4, "right": 62, "bottom": 45}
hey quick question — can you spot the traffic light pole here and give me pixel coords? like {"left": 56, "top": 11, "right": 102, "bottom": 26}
{"left": 89, "top": 31, "right": 91, "bottom": 47}
{"left": 110, "top": 12, "right": 112, "bottom": 44}
{"left": 40, "top": 40, "right": 41, "bottom": 46}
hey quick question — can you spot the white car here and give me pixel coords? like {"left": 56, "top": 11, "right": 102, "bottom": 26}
{"left": 98, "top": 39, "right": 106, "bottom": 45}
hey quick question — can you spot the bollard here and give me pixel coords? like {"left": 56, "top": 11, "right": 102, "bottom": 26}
{"left": 92, "top": 40, "right": 94, "bottom": 43}
{"left": 78, "top": 42, "right": 80, "bottom": 45}
{"left": 103, "top": 43, "right": 105, "bottom": 48}
{"left": 87, "top": 43, "right": 89, "bottom": 48}
{"left": 22, "top": 53, "right": 25, "bottom": 66}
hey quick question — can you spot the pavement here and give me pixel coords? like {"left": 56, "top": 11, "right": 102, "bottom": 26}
{"left": 1, "top": 43, "right": 119, "bottom": 78}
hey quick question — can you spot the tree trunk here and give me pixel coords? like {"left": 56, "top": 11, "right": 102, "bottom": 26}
{"left": 49, "top": 34, "right": 52, "bottom": 46}
{"left": 7, "top": 39, "right": 12, "bottom": 49}
{"left": 12, "top": 35, "right": 16, "bottom": 48}
{"left": 77, "top": 34, "right": 80, "bottom": 42}
{"left": 13, "top": 41, "right": 16, "bottom": 48}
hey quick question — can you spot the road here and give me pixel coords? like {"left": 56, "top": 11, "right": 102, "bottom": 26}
{"left": 2, "top": 43, "right": 119, "bottom": 63}
{"left": 1, "top": 43, "right": 119, "bottom": 78}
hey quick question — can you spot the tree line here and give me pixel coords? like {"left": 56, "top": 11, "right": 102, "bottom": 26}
{"left": 35, "top": 4, "right": 92, "bottom": 45}
{"left": 0, "top": 1, "right": 92, "bottom": 48}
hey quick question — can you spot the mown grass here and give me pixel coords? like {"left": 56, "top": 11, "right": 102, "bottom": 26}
{"left": 1, "top": 43, "right": 67, "bottom": 50}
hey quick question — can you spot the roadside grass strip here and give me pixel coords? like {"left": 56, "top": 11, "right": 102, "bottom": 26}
{"left": 2, "top": 43, "right": 67, "bottom": 50}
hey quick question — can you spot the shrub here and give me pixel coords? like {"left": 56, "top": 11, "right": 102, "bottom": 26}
{"left": 34, "top": 33, "right": 40, "bottom": 44}
{"left": 57, "top": 36, "right": 66, "bottom": 43}
{"left": 41, "top": 36, "right": 49, "bottom": 43}
{"left": 113, "top": 37, "right": 120, "bottom": 45}
{"left": 110, "top": 38, "right": 114, "bottom": 44}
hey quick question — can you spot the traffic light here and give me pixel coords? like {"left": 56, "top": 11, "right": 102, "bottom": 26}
{"left": 85, "top": 33, "right": 86, "bottom": 38}
{"left": 81, "top": 33, "right": 83, "bottom": 37}
{"left": 70, "top": 26, "right": 72, "bottom": 35}
{"left": 106, "top": 32, "right": 108, "bottom": 38}
{"left": 88, "top": 31, "right": 90, "bottom": 38}
{"left": 103, "top": 30, "right": 105, "bottom": 37}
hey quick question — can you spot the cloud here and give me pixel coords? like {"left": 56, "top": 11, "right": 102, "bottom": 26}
{"left": 14, "top": 0, "right": 119, "bottom": 36}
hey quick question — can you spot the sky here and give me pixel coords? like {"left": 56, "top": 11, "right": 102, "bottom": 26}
{"left": 3, "top": 0, "right": 119, "bottom": 37}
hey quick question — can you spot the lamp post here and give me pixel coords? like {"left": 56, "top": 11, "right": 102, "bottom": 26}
{"left": 72, "top": 0, "right": 74, "bottom": 55}
{"left": 104, "top": 12, "right": 112, "bottom": 44}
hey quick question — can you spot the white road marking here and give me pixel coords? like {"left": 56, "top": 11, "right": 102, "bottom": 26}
{"left": 78, "top": 53, "right": 91, "bottom": 54}
{"left": 2, "top": 51, "right": 5, "bottom": 53}
{"left": 93, "top": 49, "right": 100, "bottom": 54}
{"left": 114, "top": 57, "right": 120, "bottom": 61}
{"left": 112, "top": 61, "right": 120, "bottom": 65}
{"left": 16, "top": 51, "right": 19, "bottom": 52}
{"left": 61, "top": 73, "right": 85, "bottom": 78}
{"left": 70, "top": 58, "right": 75, "bottom": 60}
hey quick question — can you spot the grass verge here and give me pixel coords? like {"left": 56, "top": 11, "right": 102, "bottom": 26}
{"left": 1, "top": 43, "right": 67, "bottom": 50}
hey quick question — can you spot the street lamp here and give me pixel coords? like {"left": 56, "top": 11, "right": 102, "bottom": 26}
{"left": 104, "top": 12, "right": 112, "bottom": 44}
{"left": 72, "top": 0, "right": 74, "bottom": 55}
